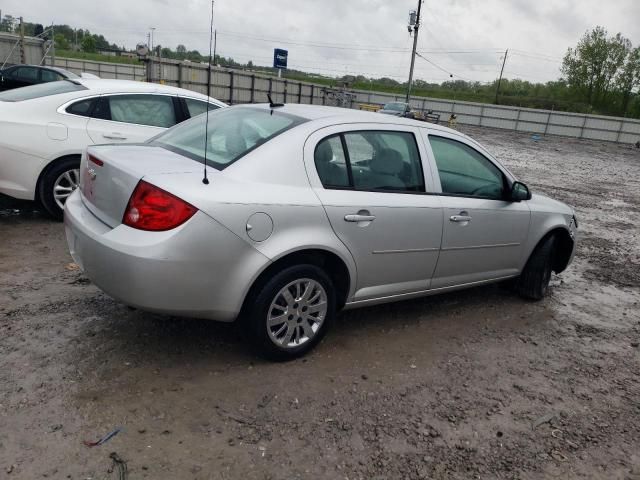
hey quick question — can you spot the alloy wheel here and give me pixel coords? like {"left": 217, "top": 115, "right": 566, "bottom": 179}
{"left": 53, "top": 168, "right": 80, "bottom": 210}
{"left": 266, "top": 278, "right": 328, "bottom": 349}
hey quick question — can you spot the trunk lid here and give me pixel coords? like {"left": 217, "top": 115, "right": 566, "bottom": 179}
{"left": 80, "top": 144, "right": 205, "bottom": 228}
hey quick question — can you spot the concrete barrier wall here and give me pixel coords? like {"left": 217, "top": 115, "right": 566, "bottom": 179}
{"left": 47, "top": 56, "right": 640, "bottom": 145}
{"left": 0, "top": 32, "right": 44, "bottom": 67}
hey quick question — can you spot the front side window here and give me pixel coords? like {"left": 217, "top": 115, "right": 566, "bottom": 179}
{"left": 429, "top": 136, "right": 505, "bottom": 199}
{"left": 106, "top": 94, "right": 177, "bottom": 128}
{"left": 315, "top": 131, "right": 425, "bottom": 193}
{"left": 184, "top": 98, "right": 220, "bottom": 118}
{"left": 153, "top": 107, "right": 306, "bottom": 170}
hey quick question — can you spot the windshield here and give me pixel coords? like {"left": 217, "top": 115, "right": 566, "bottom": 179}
{"left": 152, "top": 107, "right": 307, "bottom": 170}
{"left": 0, "top": 80, "right": 86, "bottom": 102}
{"left": 383, "top": 102, "right": 407, "bottom": 112}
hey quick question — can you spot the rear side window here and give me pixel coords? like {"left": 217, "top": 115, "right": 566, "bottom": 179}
{"left": 314, "top": 136, "right": 350, "bottom": 188}
{"left": 314, "top": 131, "right": 425, "bottom": 193}
{"left": 105, "top": 94, "right": 177, "bottom": 128}
{"left": 66, "top": 98, "right": 96, "bottom": 117}
{"left": 184, "top": 98, "right": 220, "bottom": 118}
{"left": 0, "top": 80, "right": 87, "bottom": 102}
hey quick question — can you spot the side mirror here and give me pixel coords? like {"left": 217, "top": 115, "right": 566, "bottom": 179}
{"left": 510, "top": 181, "right": 531, "bottom": 202}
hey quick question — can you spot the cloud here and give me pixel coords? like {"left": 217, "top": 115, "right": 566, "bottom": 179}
{"left": 3, "top": 0, "right": 639, "bottom": 83}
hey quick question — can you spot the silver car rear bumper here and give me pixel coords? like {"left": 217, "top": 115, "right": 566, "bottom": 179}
{"left": 64, "top": 191, "right": 270, "bottom": 322}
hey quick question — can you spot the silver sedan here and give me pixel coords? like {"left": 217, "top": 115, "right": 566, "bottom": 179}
{"left": 64, "top": 104, "right": 578, "bottom": 359}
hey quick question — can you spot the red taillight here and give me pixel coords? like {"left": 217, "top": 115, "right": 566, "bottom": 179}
{"left": 123, "top": 180, "right": 197, "bottom": 231}
{"left": 87, "top": 154, "right": 104, "bottom": 166}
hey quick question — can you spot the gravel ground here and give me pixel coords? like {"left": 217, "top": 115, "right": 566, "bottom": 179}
{"left": 1, "top": 127, "right": 639, "bottom": 480}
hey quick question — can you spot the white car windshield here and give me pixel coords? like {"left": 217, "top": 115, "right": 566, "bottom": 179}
{"left": 152, "top": 107, "right": 307, "bottom": 170}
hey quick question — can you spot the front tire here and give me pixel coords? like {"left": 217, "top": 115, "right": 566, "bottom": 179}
{"left": 247, "top": 264, "right": 336, "bottom": 360}
{"left": 38, "top": 157, "right": 80, "bottom": 220}
{"left": 517, "top": 235, "right": 555, "bottom": 300}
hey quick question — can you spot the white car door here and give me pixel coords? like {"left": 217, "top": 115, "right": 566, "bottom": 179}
{"left": 304, "top": 124, "right": 443, "bottom": 302}
{"left": 421, "top": 130, "right": 531, "bottom": 288}
{"left": 86, "top": 93, "right": 178, "bottom": 144}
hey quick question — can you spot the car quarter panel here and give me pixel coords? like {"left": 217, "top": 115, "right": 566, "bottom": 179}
{"left": 64, "top": 190, "right": 270, "bottom": 321}
{"left": 518, "top": 193, "right": 576, "bottom": 271}
{"left": 0, "top": 100, "right": 91, "bottom": 199}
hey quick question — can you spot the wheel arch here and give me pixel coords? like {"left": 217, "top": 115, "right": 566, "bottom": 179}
{"left": 35, "top": 153, "right": 82, "bottom": 203}
{"left": 241, "top": 248, "right": 353, "bottom": 317}
{"left": 525, "top": 226, "right": 574, "bottom": 274}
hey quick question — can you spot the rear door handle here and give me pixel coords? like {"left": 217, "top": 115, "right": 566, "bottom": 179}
{"left": 344, "top": 214, "right": 376, "bottom": 222}
{"left": 103, "top": 133, "right": 127, "bottom": 140}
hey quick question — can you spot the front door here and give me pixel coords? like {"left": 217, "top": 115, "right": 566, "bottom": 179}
{"left": 423, "top": 132, "right": 531, "bottom": 288}
{"left": 305, "top": 125, "right": 443, "bottom": 301}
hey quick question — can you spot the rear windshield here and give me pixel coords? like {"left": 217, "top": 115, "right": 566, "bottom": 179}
{"left": 0, "top": 80, "right": 87, "bottom": 102}
{"left": 152, "top": 107, "right": 307, "bottom": 170}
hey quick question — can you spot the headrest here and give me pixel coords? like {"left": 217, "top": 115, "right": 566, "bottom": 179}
{"left": 371, "top": 148, "right": 404, "bottom": 175}
{"left": 315, "top": 140, "right": 334, "bottom": 164}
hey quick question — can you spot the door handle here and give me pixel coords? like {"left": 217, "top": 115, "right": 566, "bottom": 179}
{"left": 450, "top": 212, "right": 472, "bottom": 222}
{"left": 103, "top": 133, "right": 127, "bottom": 140}
{"left": 450, "top": 215, "right": 472, "bottom": 222}
{"left": 344, "top": 214, "right": 376, "bottom": 222}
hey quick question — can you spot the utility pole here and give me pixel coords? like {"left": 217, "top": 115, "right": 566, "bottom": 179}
{"left": 495, "top": 49, "right": 508, "bottom": 104}
{"left": 405, "top": 0, "right": 423, "bottom": 103}
{"left": 213, "top": 29, "right": 217, "bottom": 65}
{"left": 19, "top": 16, "right": 25, "bottom": 64}
{"left": 150, "top": 27, "right": 155, "bottom": 53}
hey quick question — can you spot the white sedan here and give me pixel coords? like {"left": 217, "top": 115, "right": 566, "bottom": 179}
{"left": 0, "top": 78, "right": 225, "bottom": 218}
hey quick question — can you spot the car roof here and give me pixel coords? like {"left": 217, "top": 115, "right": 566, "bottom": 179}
{"left": 75, "top": 78, "right": 220, "bottom": 102}
{"left": 242, "top": 103, "right": 458, "bottom": 135}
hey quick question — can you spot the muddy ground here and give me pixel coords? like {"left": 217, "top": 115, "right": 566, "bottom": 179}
{"left": 1, "top": 127, "right": 639, "bottom": 480}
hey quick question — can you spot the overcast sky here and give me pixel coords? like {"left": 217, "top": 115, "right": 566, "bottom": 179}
{"left": 2, "top": 0, "right": 639, "bottom": 84}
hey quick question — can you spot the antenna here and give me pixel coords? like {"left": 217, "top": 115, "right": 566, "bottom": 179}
{"left": 202, "top": 0, "right": 215, "bottom": 185}
{"left": 267, "top": 93, "right": 284, "bottom": 109}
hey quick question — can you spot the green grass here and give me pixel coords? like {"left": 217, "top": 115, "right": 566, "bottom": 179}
{"left": 56, "top": 49, "right": 142, "bottom": 65}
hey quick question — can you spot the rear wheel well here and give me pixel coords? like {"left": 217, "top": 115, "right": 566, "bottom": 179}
{"left": 242, "top": 249, "right": 351, "bottom": 314}
{"left": 35, "top": 154, "right": 81, "bottom": 203}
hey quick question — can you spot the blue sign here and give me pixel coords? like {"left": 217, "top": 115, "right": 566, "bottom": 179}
{"left": 273, "top": 48, "right": 288, "bottom": 70}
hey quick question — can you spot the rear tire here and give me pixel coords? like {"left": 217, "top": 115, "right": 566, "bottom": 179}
{"left": 517, "top": 235, "right": 555, "bottom": 300}
{"left": 38, "top": 157, "right": 81, "bottom": 220}
{"left": 246, "top": 264, "right": 336, "bottom": 360}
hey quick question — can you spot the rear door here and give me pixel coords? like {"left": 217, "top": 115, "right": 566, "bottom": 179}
{"left": 86, "top": 93, "right": 179, "bottom": 144}
{"left": 422, "top": 130, "right": 530, "bottom": 288}
{"left": 304, "top": 124, "right": 443, "bottom": 302}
